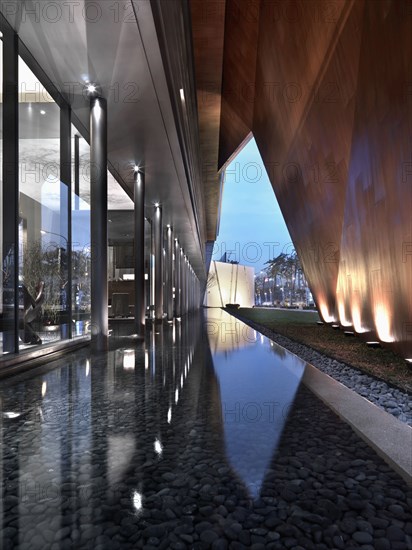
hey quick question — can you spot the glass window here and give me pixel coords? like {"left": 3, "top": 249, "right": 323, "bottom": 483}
{"left": 0, "top": 32, "right": 3, "bottom": 355}
{"left": 18, "top": 57, "right": 67, "bottom": 349}
{"left": 72, "top": 127, "right": 91, "bottom": 336}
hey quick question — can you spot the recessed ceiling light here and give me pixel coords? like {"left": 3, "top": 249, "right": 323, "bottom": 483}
{"left": 87, "top": 84, "right": 97, "bottom": 94}
{"left": 134, "top": 165, "right": 139, "bottom": 172}
{"left": 154, "top": 202, "right": 160, "bottom": 208}
{"left": 40, "top": 110, "right": 46, "bottom": 115}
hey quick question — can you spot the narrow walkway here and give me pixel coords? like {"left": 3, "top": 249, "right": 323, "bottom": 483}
{"left": 0, "top": 310, "right": 411, "bottom": 549}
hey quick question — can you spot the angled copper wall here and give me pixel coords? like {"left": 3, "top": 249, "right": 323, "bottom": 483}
{"left": 215, "top": 0, "right": 412, "bottom": 357}
{"left": 336, "top": 1, "right": 412, "bottom": 356}
{"left": 253, "top": 0, "right": 359, "bottom": 323}
{"left": 218, "top": 0, "right": 261, "bottom": 169}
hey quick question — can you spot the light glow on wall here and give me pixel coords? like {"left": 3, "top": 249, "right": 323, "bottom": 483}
{"left": 338, "top": 299, "right": 351, "bottom": 327}
{"left": 351, "top": 301, "right": 368, "bottom": 333}
{"left": 318, "top": 300, "right": 336, "bottom": 323}
{"left": 374, "top": 303, "right": 395, "bottom": 343}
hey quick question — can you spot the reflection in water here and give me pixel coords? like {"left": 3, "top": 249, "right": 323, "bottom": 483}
{"left": 0, "top": 311, "right": 410, "bottom": 549}
{"left": 206, "top": 309, "right": 306, "bottom": 498}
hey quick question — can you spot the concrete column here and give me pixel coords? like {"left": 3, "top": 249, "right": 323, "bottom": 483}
{"left": 134, "top": 170, "right": 145, "bottom": 336}
{"left": 174, "top": 240, "right": 181, "bottom": 317}
{"left": 153, "top": 205, "right": 163, "bottom": 321}
{"left": 90, "top": 96, "right": 108, "bottom": 351}
{"left": 166, "top": 226, "right": 173, "bottom": 321}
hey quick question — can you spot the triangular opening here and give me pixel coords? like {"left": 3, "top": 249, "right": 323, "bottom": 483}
{"left": 206, "top": 138, "right": 313, "bottom": 309}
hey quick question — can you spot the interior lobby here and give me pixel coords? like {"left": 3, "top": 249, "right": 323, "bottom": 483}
{"left": 0, "top": 1, "right": 411, "bottom": 549}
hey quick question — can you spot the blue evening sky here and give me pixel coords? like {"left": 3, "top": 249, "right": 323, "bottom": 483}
{"left": 213, "top": 138, "right": 293, "bottom": 274}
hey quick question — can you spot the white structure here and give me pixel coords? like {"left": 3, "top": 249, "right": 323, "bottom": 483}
{"left": 204, "top": 261, "right": 255, "bottom": 308}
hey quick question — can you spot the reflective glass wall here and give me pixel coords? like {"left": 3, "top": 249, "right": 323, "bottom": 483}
{"left": 0, "top": 18, "right": 99, "bottom": 361}
{"left": 0, "top": 32, "right": 3, "bottom": 354}
{"left": 18, "top": 57, "right": 66, "bottom": 348}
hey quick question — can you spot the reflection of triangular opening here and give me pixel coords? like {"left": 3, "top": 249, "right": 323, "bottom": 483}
{"left": 207, "top": 137, "right": 313, "bottom": 309}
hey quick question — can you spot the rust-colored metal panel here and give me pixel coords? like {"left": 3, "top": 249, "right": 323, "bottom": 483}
{"left": 336, "top": 0, "right": 412, "bottom": 357}
{"left": 253, "top": 0, "right": 349, "bottom": 170}
{"left": 190, "top": 0, "right": 226, "bottom": 241}
{"left": 251, "top": 0, "right": 356, "bottom": 322}
{"left": 218, "top": 0, "right": 261, "bottom": 170}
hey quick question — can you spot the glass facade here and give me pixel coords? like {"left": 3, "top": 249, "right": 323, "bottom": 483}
{"left": 0, "top": 18, "right": 102, "bottom": 361}
{"left": 0, "top": 32, "right": 3, "bottom": 354}
{"left": 18, "top": 57, "right": 66, "bottom": 348}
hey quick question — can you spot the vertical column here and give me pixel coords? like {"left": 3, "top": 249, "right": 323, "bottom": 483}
{"left": 153, "top": 205, "right": 163, "bottom": 321}
{"left": 90, "top": 96, "right": 108, "bottom": 351}
{"left": 74, "top": 134, "right": 80, "bottom": 210}
{"left": 166, "top": 226, "right": 173, "bottom": 321}
{"left": 2, "top": 28, "right": 19, "bottom": 353}
{"left": 181, "top": 253, "right": 186, "bottom": 315}
{"left": 134, "top": 169, "right": 145, "bottom": 336}
{"left": 60, "top": 103, "right": 72, "bottom": 339}
{"left": 174, "top": 240, "right": 181, "bottom": 318}
{"left": 184, "top": 257, "right": 189, "bottom": 315}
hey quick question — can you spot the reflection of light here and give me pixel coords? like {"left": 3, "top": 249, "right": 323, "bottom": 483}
{"left": 374, "top": 304, "right": 395, "bottom": 342}
{"left": 144, "top": 350, "right": 149, "bottom": 370}
{"left": 260, "top": 334, "right": 264, "bottom": 344}
{"left": 180, "top": 374, "right": 184, "bottom": 388}
{"left": 319, "top": 301, "right": 336, "bottom": 323}
{"left": 87, "top": 83, "right": 97, "bottom": 94}
{"left": 167, "top": 407, "right": 172, "bottom": 423}
{"left": 154, "top": 439, "right": 163, "bottom": 456}
{"left": 172, "top": 324, "right": 176, "bottom": 344}
{"left": 86, "top": 360, "right": 90, "bottom": 377}
{"left": 132, "top": 491, "right": 143, "bottom": 512}
{"left": 41, "top": 382, "right": 47, "bottom": 397}
{"left": 180, "top": 88, "right": 185, "bottom": 102}
{"left": 123, "top": 350, "right": 135, "bottom": 370}
{"left": 3, "top": 412, "right": 21, "bottom": 419}
{"left": 175, "top": 389, "right": 179, "bottom": 404}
